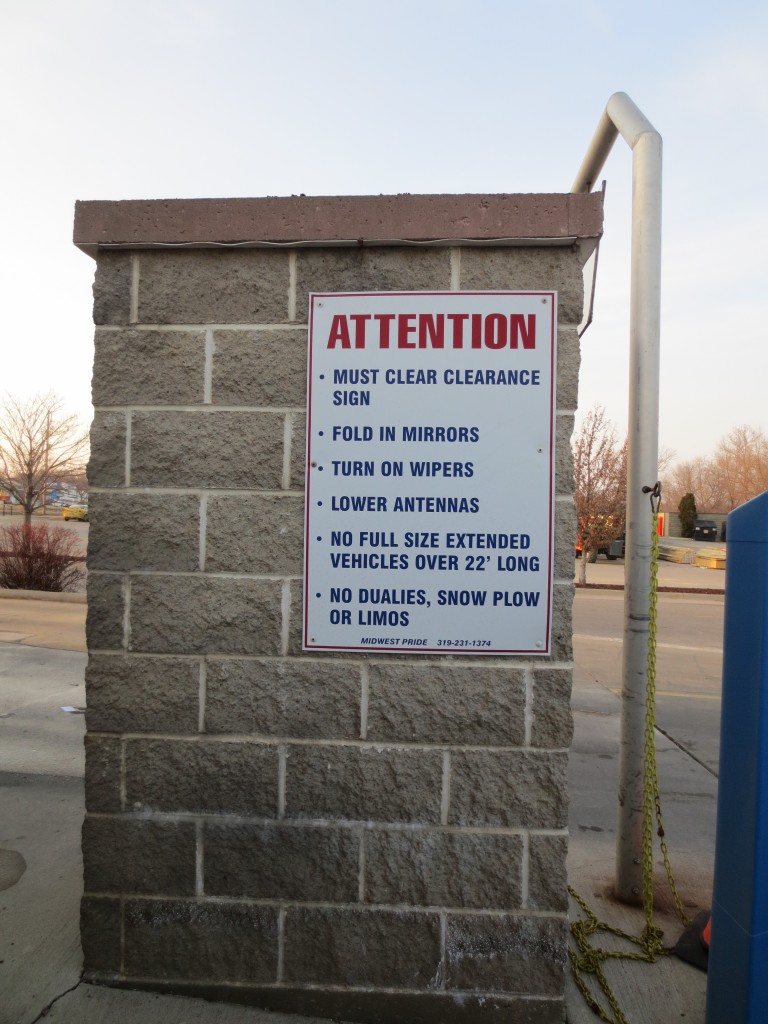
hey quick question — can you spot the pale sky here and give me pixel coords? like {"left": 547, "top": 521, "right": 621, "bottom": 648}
{"left": 2, "top": 0, "right": 766, "bottom": 465}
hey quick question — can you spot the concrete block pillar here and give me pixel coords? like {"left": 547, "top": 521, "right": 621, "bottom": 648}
{"left": 74, "top": 192, "right": 602, "bottom": 1024}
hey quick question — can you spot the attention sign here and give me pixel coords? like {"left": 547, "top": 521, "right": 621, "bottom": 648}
{"left": 303, "top": 291, "right": 557, "bottom": 655}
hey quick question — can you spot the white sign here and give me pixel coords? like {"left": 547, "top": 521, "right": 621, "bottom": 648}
{"left": 303, "top": 291, "right": 557, "bottom": 655}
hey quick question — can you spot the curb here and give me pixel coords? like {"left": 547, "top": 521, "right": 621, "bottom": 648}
{"left": 0, "top": 589, "right": 86, "bottom": 604}
{"left": 576, "top": 583, "right": 725, "bottom": 596}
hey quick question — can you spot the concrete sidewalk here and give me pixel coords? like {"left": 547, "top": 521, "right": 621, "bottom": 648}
{"left": 568, "top": 554, "right": 719, "bottom": 1020}
{"left": 0, "top": 594, "right": 86, "bottom": 653}
{"left": 566, "top": 652, "right": 713, "bottom": 1022}
{"left": 576, "top": 554, "right": 725, "bottom": 592}
{"left": 0, "top": 583, "right": 718, "bottom": 1024}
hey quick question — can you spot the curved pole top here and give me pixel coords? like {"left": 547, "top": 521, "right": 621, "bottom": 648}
{"left": 572, "top": 91, "right": 661, "bottom": 193}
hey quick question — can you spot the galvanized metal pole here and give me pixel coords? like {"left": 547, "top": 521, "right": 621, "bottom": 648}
{"left": 571, "top": 93, "right": 662, "bottom": 902}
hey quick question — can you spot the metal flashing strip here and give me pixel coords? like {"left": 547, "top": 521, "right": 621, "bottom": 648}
{"left": 78, "top": 235, "right": 587, "bottom": 254}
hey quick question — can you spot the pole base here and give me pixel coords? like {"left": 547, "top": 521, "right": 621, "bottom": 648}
{"left": 672, "top": 910, "right": 710, "bottom": 972}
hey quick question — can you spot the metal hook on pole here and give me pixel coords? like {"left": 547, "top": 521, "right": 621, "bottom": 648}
{"left": 642, "top": 481, "right": 662, "bottom": 515}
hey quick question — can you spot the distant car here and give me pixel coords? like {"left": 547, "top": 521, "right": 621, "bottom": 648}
{"left": 62, "top": 505, "right": 89, "bottom": 522}
{"left": 575, "top": 537, "right": 624, "bottom": 561}
{"left": 693, "top": 519, "right": 717, "bottom": 541}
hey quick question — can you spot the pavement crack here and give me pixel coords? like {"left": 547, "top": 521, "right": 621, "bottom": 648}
{"left": 655, "top": 724, "right": 719, "bottom": 778}
{"left": 30, "top": 976, "right": 83, "bottom": 1021}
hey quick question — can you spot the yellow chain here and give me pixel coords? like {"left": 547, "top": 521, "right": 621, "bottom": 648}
{"left": 643, "top": 500, "right": 689, "bottom": 933}
{"left": 568, "top": 486, "right": 689, "bottom": 1022}
{"left": 568, "top": 886, "right": 659, "bottom": 1024}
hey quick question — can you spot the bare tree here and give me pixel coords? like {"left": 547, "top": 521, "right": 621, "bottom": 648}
{"left": 664, "top": 426, "right": 768, "bottom": 514}
{"left": 0, "top": 393, "right": 89, "bottom": 525}
{"left": 664, "top": 456, "right": 719, "bottom": 512}
{"left": 573, "top": 406, "right": 626, "bottom": 584}
{"left": 658, "top": 445, "right": 677, "bottom": 477}
{"left": 709, "top": 425, "right": 768, "bottom": 511}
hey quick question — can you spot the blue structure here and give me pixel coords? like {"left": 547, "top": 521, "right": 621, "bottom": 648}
{"left": 707, "top": 492, "right": 768, "bottom": 1023}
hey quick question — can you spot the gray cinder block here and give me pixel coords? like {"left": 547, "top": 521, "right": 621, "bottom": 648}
{"left": 88, "top": 492, "right": 199, "bottom": 572}
{"left": 528, "top": 834, "right": 569, "bottom": 912}
{"left": 92, "top": 329, "right": 206, "bottom": 406}
{"left": 88, "top": 411, "right": 126, "bottom": 488}
{"left": 86, "top": 573, "right": 124, "bottom": 650}
{"left": 123, "top": 899, "right": 279, "bottom": 982}
{"left": 366, "top": 663, "right": 526, "bottom": 745}
{"left": 295, "top": 249, "right": 451, "bottom": 320}
{"left": 284, "top": 744, "right": 443, "bottom": 824}
{"left": 556, "top": 326, "right": 581, "bottom": 411}
{"left": 203, "top": 822, "right": 359, "bottom": 901}
{"left": 211, "top": 329, "right": 308, "bottom": 407}
{"left": 85, "top": 654, "right": 200, "bottom": 734}
{"left": 448, "top": 750, "right": 569, "bottom": 828}
{"left": 92, "top": 252, "right": 132, "bottom": 325}
{"left": 445, "top": 913, "right": 567, "bottom": 994}
{"left": 460, "top": 246, "right": 586, "bottom": 324}
{"left": 136, "top": 250, "right": 290, "bottom": 324}
{"left": 83, "top": 734, "right": 122, "bottom": 813}
{"left": 124, "top": 738, "right": 278, "bottom": 816}
{"left": 130, "top": 410, "right": 285, "bottom": 489}
{"left": 364, "top": 829, "right": 524, "bottom": 910}
{"left": 82, "top": 817, "right": 196, "bottom": 895}
{"left": 554, "top": 500, "right": 577, "bottom": 579}
{"left": 128, "top": 576, "right": 282, "bottom": 656}
{"left": 205, "top": 494, "right": 303, "bottom": 574}
{"left": 531, "top": 668, "right": 574, "bottom": 749}
{"left": 204, "top": 657, "right": 360, "bottom": 739}
{"left": 283, "top": 906, "right": 441, "bottom": 988}
{"left": 80, "top": 897, "right": 122, "bottom": 975}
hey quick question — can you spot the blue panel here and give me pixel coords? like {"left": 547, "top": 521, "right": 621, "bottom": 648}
{"left": 707, "top": 492, "right": 768, "bottom": 1024}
